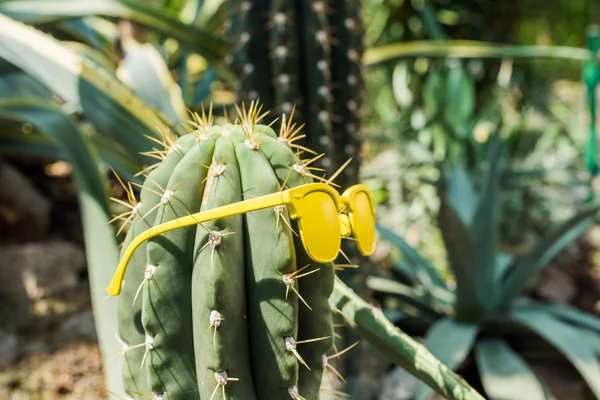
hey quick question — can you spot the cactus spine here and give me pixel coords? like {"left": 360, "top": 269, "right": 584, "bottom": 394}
{"left": 225, "top": 0, "right": 365, "bottom": 187}
{"left": 114, "top": 105, "right": 340, "bottom": 399}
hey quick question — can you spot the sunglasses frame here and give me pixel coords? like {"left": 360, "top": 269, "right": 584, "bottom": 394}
{"left": 107, "top": 183, "right": 374, "bottom": 296}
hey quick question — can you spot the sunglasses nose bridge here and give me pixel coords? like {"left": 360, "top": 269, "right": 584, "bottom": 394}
{"left": 339, "top": 214, "right": 352, "bottom": 237}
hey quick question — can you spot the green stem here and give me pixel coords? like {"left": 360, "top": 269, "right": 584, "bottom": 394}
{"left": 365, "top": 40, "right": 593, "bottom": 66}
{"left": 331, "top": 278, "right": 486, "bottom": 400}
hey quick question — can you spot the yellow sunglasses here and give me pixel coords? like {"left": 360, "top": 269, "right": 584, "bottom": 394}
{"left": 107, "top": 183, "right": 376, "bottom": 296}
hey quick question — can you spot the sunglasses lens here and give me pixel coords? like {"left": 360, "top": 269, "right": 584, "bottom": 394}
{"left": 299, "top": 191, "right": 340, "bottom": 263}
{"left": 351, "top": 191, "right": 376, "bottom": 256}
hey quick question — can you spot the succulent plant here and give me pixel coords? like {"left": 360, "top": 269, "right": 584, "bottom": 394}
{"left": 114, "top": 104, "right": 340, "bottom": 400}
{"left": 225, "top": 0, "right": 364, "bottom": 187}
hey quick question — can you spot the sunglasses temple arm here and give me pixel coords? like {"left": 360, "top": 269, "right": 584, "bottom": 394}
{"left": 107, "top": 192, "right": 286, "bottom": 296}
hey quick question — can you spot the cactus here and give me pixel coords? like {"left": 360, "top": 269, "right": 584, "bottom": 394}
{"left": 225, "top": 0, "right": 365, "bottom": 187}
{"left": 113, "top": 104, "right": 339, "bottom": 400}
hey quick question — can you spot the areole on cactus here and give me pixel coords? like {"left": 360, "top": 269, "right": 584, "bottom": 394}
{"left": 109, "top": 102, "right": 375, "bottom": 400}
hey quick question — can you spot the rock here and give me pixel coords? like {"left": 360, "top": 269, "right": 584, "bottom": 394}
{"left": 379, "top": 366, "right": 420, "bottom": 400}
{"left": 60, "top": 312, "right": 97, "bottom": 342}
{"left": 0, "top": 241, "right": 86, "bottom": 307}
{"left": 0, "top": 330, "right": 18, "bottom": 368}
{"left": 0, "top": 161, "right": 51, "bottom": 242}
{"left": 535, "top": 266, "right": 576, "bottom": 304}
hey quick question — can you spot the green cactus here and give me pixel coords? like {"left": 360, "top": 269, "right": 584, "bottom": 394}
{"left": 114, "top": 105, "right": 338, "bottom": 400}
{"left": 225, "top": 0, "right": 364, "bottom": 187}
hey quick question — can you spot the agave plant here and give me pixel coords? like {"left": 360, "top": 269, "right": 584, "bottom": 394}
{"left": 0, "top": 8, "right": 484, "bottom": 400}
{"left": 372, "top": 133, "right": 600, "bottom": 399}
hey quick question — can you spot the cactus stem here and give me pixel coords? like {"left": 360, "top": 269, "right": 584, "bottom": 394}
{"left": 132, "top": 264, "right": 157, "bottom": 306}
{"left": 211, "top": 371, "right": 239, "bottom": 400}
{"left": 277, "top": 264, "right": 320, "bottom": 310}
{"left": 139, "top": 334, "right": 155, "bottom": 369}
{"left": 288, "top": 385, "right": 306, "bottom": 400}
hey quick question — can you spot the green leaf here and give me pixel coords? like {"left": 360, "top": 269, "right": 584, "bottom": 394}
{"left": 437, "top": 195, "right": 480, "bottom": 316}
{"left": 0, "top": 0, "right": 227, "bottom": 62}
{"left": 470, "top": 132, "right": 502, "bottom": 308}
{"left": 117, "top": 39, "right": 187, "bottom": 124}
{"left": 500, "top": 202, "right": 600, "bottom": 303}
{"left": 415, "top": 317, "right": 478, "bottom": 400}
{"left": 0, "top": 14, "right": 171, "bottom": 161}
{"left": 0, "top": 98, "right": 122, "bottom": 393}
{"left": 445, "top": 163, "right": 478, "bottom": 226}
{"left": 511, "top": 309, "right": 600, "bottom": 398}
{"left": 0, "top": 70, "right": 54, "bottom": 99}
{"left": 0, "top": 99, "right": 108, "bottom": 210}
{"left": 0, "top": 127, "right": 61, "bottom": 160}
{"left": 366, "top": 276, "right": 449, "bottom": 316}
{"left": 475, "top": 339, "right": 546, "bottom": 400}
{"left": 330, "top": 278, "right": 485, "bottom": 400}
{"left": 89, "top": 134, "right": 143, "bottom": 183}
{"left": 443, "top": 66, "right": 475, "bottom": 138}
{"left": 423, "top": 69, "right": 444, "bottom": 118}
{"left": 514, "top": 301, "right": 600, "bottom": 334}
{"left": 58, "top": 17, "right": 118, "bottom": 60}
{"left": 413, "top": 0, "right": 445, "bottom": 40}
{"left": 494, "top": 252, "right": 512, "bottom": 284}
{"left": 376, "top": 223, "right": 448, "bottom": 291}
{"left": 364, "top": 40, "right": 592, "bottom": 66}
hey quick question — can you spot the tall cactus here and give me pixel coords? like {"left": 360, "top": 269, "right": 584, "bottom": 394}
{"left": 114, "top": 104, "right": 337, "bottom": 400}
{"left": 225, "top": 0, "right": 365, "bottom": 187}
